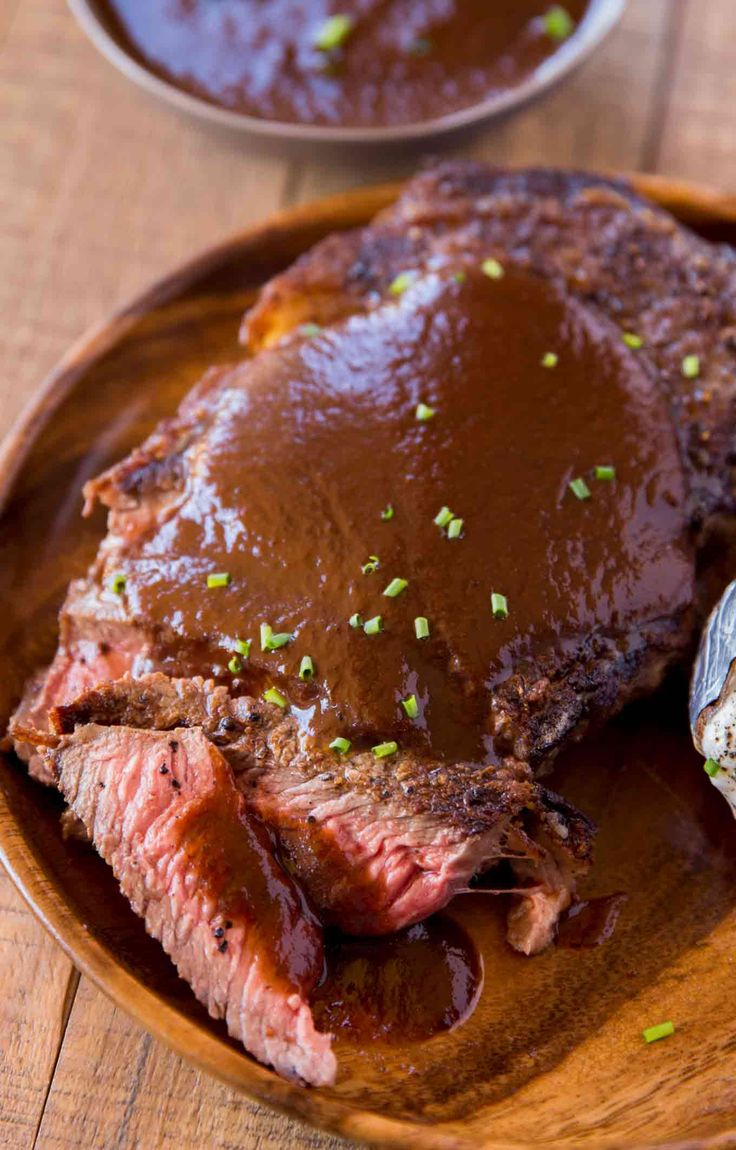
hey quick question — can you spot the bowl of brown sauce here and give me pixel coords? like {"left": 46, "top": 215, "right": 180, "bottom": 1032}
{"left": 68, "top": 0, "right": 626, "bottom": 145}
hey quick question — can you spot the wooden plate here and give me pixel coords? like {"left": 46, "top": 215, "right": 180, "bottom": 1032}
{"left": 67, "top": 0, "right": 625, "bottom": 147}
{"left": 2, "top": 174, "right": 736, "bottom": 1150}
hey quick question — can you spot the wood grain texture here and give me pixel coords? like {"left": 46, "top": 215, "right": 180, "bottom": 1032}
{"left": 2, "top": 0, "right": 736, "bottom": 1147}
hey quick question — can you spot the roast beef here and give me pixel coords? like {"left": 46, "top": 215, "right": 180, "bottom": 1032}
{"left": 10, "top": 163, "right": 736, "bottom": 1085}
{"left": 36, "top": 719, "right": 335, "bottom": 1086}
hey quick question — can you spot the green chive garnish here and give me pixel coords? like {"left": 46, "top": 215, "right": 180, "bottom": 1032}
{"left": 235, "top": 638, "right": 251, "bottom": 658}
{"left": 481, "top": 258, "right": 504, "bottom": 280}
{"left": 642, "top": 1021, "right": 675, "bottom": 1044}
{"left": 453, "top": 271, "right": 467, "bottom": 284}
{"left": 434, "top": 506, "right": 454, "bottom": 528}
{"left": 704, "top": 758, "right": 722, "bottom": 778}
{"left": 111, "top": 573, "right": 126, "bottom": 595}
{"left": 260, "top": 623, "right": 293, "bottom": 651}
{"left": 384, "top": 577, "right": 408, "bottom": 598}
{"left": 682, "top": 354, "right": 701, "bottom": 379}
{"left": 330, "top": 736, "right": 352, "bottom": 754}
{"left": 594, "top": 465, "right": 616, "bottom": 481}
{"left": 389, "top": 272, "right": 413, "bottom": 296}
{"left": 542, "top": 5, "right": 575, "bottom": 40}
{"left": 491, "top": 593, "right": 509, "bottom": 619}
{"left": 361, "top": 555, "right": 380, "bottom": 575}
{"left": 363, "top": 615, "right": 383, "bottom": 635}
{"left": 569, "top": 477, "right": 592, "bottom": 501}
{"left": 372, "top": 740, "right": 398, "bottom": 759}
{"left": 207, "top": 572, "right": 230, "bottom": 589}
{"left": 349, "top": 613, "right": 363, "bottom": 629}
{"left": 228, "top": 656, "right": 242, "bottom": 675}
{"left": 381, "top": 504, "right": 395, "bottom": 521}
{"left": 622, "top": 332, "right": 644, "bottom": 350}
{"left": 263, "top": 687, "right": 287, "bottom": 708}
{"left": 299, "top": 655, "right": 315, "bottom": 681}
{"left": 541, "top": 352, "right": 559, "bottom": 369}
{"left": 313, "top": 13, "right": 353, "bottom": 51}
{"left": 300, "top": 322, "right": 323, "bottom": 337}
{"left": 401, "top": 694, "right": 419, "bottom": 720}
{"left": 415, "top": 402, "right": 435, "bottom": 422}
{"left": 447, "top": 517, "right": 464, "bottom": 539}
{"left": 414, "top": 616, "right": 430, "bottom": 640}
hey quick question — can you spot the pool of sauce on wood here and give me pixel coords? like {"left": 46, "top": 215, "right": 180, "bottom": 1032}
{"left": 312, "top": 916, "right": 482, "bottom": 1043}
{"left": 99, "top": 0, "right": 591, "bottom": 129}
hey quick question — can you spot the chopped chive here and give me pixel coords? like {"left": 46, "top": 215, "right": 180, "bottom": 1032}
{"left": 642, "top": 1021, "right": 675, "bottom": 1044}
{"left": 228, "top": 656, "right": 243, "bottom": 675}
{"left": 409, "top": 36, "right": 432, "bottom": 56}
{"left": 261, "top": 623, "right": 293, "bottom": 651}
{"left": 401, "top": 694, "right": 419, "bottom": 719}
{"left": 434, "top": 505, "right": 454, "bottom": 528}
{"left": 372, "top": 740, "right": 398, "bottom": 759}
{"left": 269, "top": 632, "right": 293, "bottom": 649}
{"left": 363, "top": 615, "right": 383, "bottom": 635}
{"left": 313, "top": 13, "right": 353, "bottom": 51}
{"left": 704, "top": 758, "right": 722, "bottom": 778}
{"left": 384, "top": 577, "right": 408, "bottom": 598}
{"left": 569, "top": 476, "right": 592, "bottom": 501}
{"left": 330, "top": 736, "right": 352, "bottom": 754}
{"left": 361, "top": 554, "right": 380, "bottom": 575}
{"left": 541, "top": 352, "right": 559, "bottom": 369}
{"left": 111, "top": 573, "right": 126, "bottom": 595}
{"left": 622, "top": 331, "right": 644, "bottom": 350}
{"left": 381, "top": 503, "right": 395, "bottom": 521}
{"left": 389, "top": 271, "right": 413, "bottom": 296}
{"left": 263, "top": 687, "right": 288, "bottom": 708}
{"left": 491, "top": 592, "right": 509, "bottom": 620}
{"left": 542, "top": 5, "right": 575, "bottom": 40}
{"left": 207, "top": 572, "right": 230, "bottom": 589}
{"left": 682, "top": 354, "right": 701, "bottom": 379}
{"left": 235, "top": 638, "right": 251, "bottom": 658}
{"left": 594, "top": 465, "right": 616, "bottom": 481}
{"left": 453, "top": 270, "right": 467, "bottom": 283}
{"left": 349, "top": 612, "right": 363, "bottom": 629}
{"left": 414, "top": 616, "right": 430, "bottom": 640}
{"left": 299, "top": 655, "right": 315, "bottom": 681}
{"left": 415, "top": 402, "right": 435, "bottom": 422}
{"left": 447, "top": 517, "right": 464, "bottom": 539}
{"left": 299, "top": 322, "right": 323, "bottom": 337}
{"left": 481, "top": 257, "right": 504, "bottom": 280}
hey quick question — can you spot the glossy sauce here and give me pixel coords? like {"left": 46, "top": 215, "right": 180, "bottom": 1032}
{"left": 312, "top": 916, "right": 482, "bottom": 1043}
{"left": 113, "top": 267, "right": 693, "bottom": 762}
{"left": 101, "top": 0, "right": 591, "bottom": 128}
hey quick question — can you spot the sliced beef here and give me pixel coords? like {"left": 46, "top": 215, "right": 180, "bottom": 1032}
{"left": 35, "top": 720, "right": 335, "bottom": 1086}
{"left": 51, "top": 673, "right": 593, "bottom": 944}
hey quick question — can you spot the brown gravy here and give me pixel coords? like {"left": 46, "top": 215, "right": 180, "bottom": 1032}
{"left": 113, "top": 267, "right": 693, "bottom": 761}
{"left": 313, "top": 916, "right": 482, "bottom": 1043}
{"left": 100, "top": 1, "right": 592, "bottom": 129}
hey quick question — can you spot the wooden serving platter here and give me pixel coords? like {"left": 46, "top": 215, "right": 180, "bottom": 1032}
{"left": 1, "top": 175, "right": 736, "bottom": 1150}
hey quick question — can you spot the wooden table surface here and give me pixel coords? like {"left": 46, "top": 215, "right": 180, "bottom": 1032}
{"left": 1, "top": 1, "right": 735, "bottom": 1146}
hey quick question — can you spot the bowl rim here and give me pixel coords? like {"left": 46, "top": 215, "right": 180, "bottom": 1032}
{"left": 67, "top": 0, "right": 626, "bottom": 146}
{"left": 2, "top": 171, "right": 736, "bottom": 1149}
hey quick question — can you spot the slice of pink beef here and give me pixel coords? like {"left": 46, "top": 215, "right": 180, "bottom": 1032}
{"left": 38, "top": 722, "right": 335, "bottom": 1086}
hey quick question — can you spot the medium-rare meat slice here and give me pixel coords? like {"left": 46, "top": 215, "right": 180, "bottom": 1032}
{"left": 32, "top": 720, "right": 335, "bottom": 1086}
{"left": 51, "top": 672, "right": 594, "bottom": 948}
